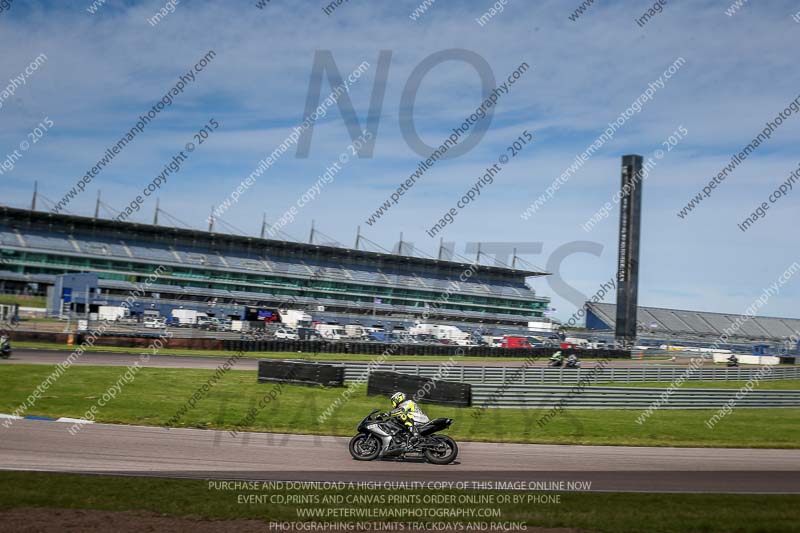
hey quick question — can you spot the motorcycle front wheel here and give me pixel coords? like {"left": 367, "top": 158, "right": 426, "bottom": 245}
{"left": 349, "top": 433, "right": 380, "bottom": 461}
{"left": 424, "top": 436, "right": 458, "bottom": 465}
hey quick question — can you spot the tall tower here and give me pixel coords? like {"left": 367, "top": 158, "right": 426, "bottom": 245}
{"left": 615, "top": 155, "right": 644, "bottom": 347}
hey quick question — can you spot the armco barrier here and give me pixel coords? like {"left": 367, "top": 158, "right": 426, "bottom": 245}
{"left": 470, "top": 384, "right": 800, "bottom": 409}
{"left": 257, "top": 360, "right": 344, "bottom": 387}
{"left": 224, "top": 339, "right": 630, "bottom": 359}
{"left": 335, "top": 362, "right": 800, "bottom": 384}
{"left": 367, "top": 371, "right": 471, "bottom": 407}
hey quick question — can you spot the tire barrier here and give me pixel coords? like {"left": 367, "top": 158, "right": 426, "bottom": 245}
{"left": 366, "top": 370, "right": 472, "bottom": 407}
{"left": 6, "top": 331, "right": 73, "bottom": 344}
{"left": 7, "top": 330, "right": 224, "bottom": 349}
{"left": 224, "top": 339, "right": 630, "bottom": 359}
{"left": 257, "top": 360, "right": 344, "bottom": 387}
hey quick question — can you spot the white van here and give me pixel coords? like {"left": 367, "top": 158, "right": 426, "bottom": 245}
{"left": 315, "top": 324, "right": 347, "bottom": 340}
{"left": 565, "top": 337, "right": 590, "bottom": 348}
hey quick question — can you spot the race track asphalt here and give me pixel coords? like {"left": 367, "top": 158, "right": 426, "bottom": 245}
{"left": 1, "top": 419, "right": 798, "bottom": 493}
{"left": 2, "top": 349, "right": 260, "bottom": 370}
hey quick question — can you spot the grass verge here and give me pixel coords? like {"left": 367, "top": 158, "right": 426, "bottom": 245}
{"left": 1, "top": 364, "right": 798, "bottom": 448}
{"left": 0, "top": 471, "right": 798, "bottom": 533}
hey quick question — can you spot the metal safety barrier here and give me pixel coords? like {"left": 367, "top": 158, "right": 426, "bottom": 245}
{"left": 469, "top": 384, "right": 800, "bottom": 409}
{"left": 335, "top": 362, "right": 800, "bottom": 384}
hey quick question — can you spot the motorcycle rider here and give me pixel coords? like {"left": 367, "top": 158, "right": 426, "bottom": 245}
{"left": 566, "top": 354, "right": 580, "bottom": 368}
{"left": 0, "top": 335, "right": 10, "bottom": 357}
{"left": 386, "top": 392, "right": 429, "bottom": 448}
{"left": 549, "top": 350, "right": 564, "bottom": 366}
{"left": 727, "top": 354, "right": 739, "bottom": 367}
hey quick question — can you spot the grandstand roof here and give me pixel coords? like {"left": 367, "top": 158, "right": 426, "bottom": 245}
{"left": 0, "top": 206, "right": 548, "bottom": 278}
{"left": 586, "top": 302, "right": 800, "bottom": 341}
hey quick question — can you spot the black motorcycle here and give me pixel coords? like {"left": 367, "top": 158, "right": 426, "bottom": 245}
{"left": 727, "top": 355, "right": 739, "bottom": 368}
{"left": 565, "top": 357, "right": 581, "bottom": 369}
{"left": 349, "top": 409, "right": 458, "bottom": 465}
{"left": 0, "top": 336, "right": 11, "bottom": 359}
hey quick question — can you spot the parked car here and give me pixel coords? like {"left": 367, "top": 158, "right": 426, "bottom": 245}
{"left": 412, "top": 334, "right": 438, "bottom": 344}
{"left": 275, "top": 328, "right": 299, "bottom": 340}
{"left": 143, "top": 317, "right": 167, "bottom": 329}
{"left": 368, "top": 331, "right": 391, "bottom": 342}
{"left": 297, "top": 327, "right": 322, "bottom": 341}
{"left": 197, "top": 317, "right": 221, "bottom": 330}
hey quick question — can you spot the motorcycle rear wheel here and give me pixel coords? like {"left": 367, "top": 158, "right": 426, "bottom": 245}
{"left": 349, "top": 433, "right": 380, "bottom": 461}
{"left": 424, "top": 436, "right": 458, "bottom": 465}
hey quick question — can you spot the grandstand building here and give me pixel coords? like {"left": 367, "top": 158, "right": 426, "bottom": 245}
{"left": 586, "top": 302, "right": 800, "bottom": 343}
{"left": 0, "top": 206, "right": 551, "bottom": 331}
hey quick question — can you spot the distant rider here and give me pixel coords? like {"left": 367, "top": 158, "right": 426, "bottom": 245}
{"left": 387, "top": 392, "right": 429, "bottom": 444}
{"left": 549, "top": 350, "right": 564, "bottom": 366}
{"left": 566, "top": 354, "right": 579, "bottom": 367}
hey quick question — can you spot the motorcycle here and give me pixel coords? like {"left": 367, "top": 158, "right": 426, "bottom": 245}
{"left": 349, "top": 409, "right": 458, "bottom": 465}
{"left": 727, "top": 356, "right": 739, "bottom": 368}
{"left": 0, "top": 336, "right": 10, "bottom": 359}
{"left": 565, "top": 358, "right": 581, "bottom": 369}
{"left": 548, "top": 358, "right": 563, "bottom": 368}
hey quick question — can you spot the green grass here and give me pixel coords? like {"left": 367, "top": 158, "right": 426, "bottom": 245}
{"left": 1, "top": 364, "right": 798, "bottom": 448}
{"left": 12, "top": 340, "right": 634, "bottom": 363}
{"left": 0, "top": 293, "right": 46, "bottom": 307}
{"left": 1, "top": 471, "right": 798, "bottom": 533}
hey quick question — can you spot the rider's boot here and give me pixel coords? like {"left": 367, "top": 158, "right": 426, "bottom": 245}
{"left": 378, "top": 439, "right": 392, "bottom": 458}
{"left": 408, "top": 425, "right": 420, "bottom": 445}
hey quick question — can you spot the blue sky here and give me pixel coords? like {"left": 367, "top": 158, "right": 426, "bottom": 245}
{"left": 1, "top": 0, "right": 798, "bottom": 322}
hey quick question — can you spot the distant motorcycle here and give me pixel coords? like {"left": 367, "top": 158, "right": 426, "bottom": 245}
{"left": 548, "top": 359, "right": 563, "bottom": 368}
{"left": 565, "top": 357, "right": 581, "bottom": 369}
{"left": 349, "top": 409, "right": 458, "bottom": 464}
{"left": 0, "top": 336, "right": 11, "bottom": 359}
{"left": 727, "top": 355, "right": 739, "bottom": 368}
